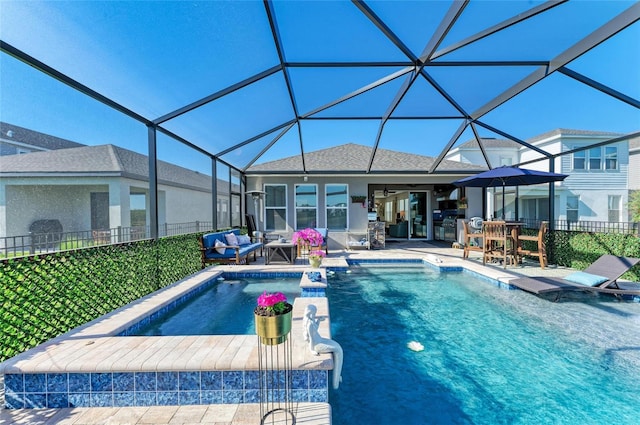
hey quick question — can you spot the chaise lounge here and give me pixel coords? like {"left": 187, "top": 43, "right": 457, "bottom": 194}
{"left": 509, "top": 255, "right": 640, "bottom": 298}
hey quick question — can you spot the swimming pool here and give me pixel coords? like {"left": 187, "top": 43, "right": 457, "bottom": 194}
{"left": 328, "top": 265, "right": 640, "bottom": 425}
{"left": 131, "top": 278, "right": 301, "bottom": 336}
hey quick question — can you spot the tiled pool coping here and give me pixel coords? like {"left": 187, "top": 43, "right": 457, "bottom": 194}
{"left": 0, "top": 268, "right": 334, "bottom": 409}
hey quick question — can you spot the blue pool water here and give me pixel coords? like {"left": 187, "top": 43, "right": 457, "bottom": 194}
{"left": 132, "top": 278, "right": 300, "bottom": 336}
{"left": 328, "top": 265, "right": 640, "bottom": 425}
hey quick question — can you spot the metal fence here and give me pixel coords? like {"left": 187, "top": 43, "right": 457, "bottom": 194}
{"left": 0, "top": 221, "right": 214, "bottom": 258}
{"left": 518, "top": 218, "right": 639, "bottom": 235}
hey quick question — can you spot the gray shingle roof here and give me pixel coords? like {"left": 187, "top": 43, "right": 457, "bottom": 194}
{"left": 525, "top": 128, "right": 623, "bottom": 144}
{"left": 246, "top": 143, "right": 482, "bottom": 173}
{"left": 0, "top": 144, "right": 215, "bottom": 192}
{"left": 455, "top": 138, "right": 520, "bottom": 149}
{"left": 0, "top": 122, "right": 85, "bottom": 151}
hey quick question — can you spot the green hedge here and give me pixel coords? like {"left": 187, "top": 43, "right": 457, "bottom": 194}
{"left": 0, "top": 233, "right": 204, "bottom": 363}
{"left": 547, "top": 230, "right": 640, "bottom": 281}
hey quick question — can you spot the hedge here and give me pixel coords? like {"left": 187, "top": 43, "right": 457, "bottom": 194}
{"left": 0, "top": 233, "right": 204, "bottom": 363}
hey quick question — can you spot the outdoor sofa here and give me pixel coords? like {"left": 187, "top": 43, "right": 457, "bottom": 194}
{"left": 198, "top": 228, "right": 263, "bottom": 267}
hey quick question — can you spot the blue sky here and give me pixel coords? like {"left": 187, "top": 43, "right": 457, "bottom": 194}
{"left": 1, "top": 0, "right": 638, "bottom": 175}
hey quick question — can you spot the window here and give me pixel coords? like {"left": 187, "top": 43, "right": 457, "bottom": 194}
{"left": 572, "top": 146, "right": 618, "bottom": 171}
{"left": 521, "top": 198, "right": 549, "bottom": 221}
{"left": 295, "top": 184, "right": 317, "bottom": 229}
{"left": 499, "top": 156, "right": 513, "bottom": 166}
{"left": 588, "top": 147, "right": 601, "bottom": 170}
{"left": 566, "top": 195, "right": 579, "bottom": 222}
{"left": 130, "top": 193, "right": 146, "bottom": 227}
{"left": 326, "top": 184, "right": 348, "bottom": 230}
{"left": 573, "top": 150, "right": 585, "bottom": 170}
{"left": 608, "top": 195, "right": 621, "bottom": 222}
{"left": 385, "top": 200, "right": 393, "bottom": 222}
{"left": 265, "top": 184, "right": 287, "bottom": 231}
{"left": 605, "top": 147, "right": 618, "bottom": 170}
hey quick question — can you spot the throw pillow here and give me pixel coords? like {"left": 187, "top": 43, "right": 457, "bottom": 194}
{"left": 237, "top": 235, "right": 251, "bottom": 245}
{"left": 563, "top": 271, "right": 608, "bottom": 286}
{"left": 225, "top": 232, "right": 239, "bottom": 246}
{"left": 214, "top": 239, "right": 226, "bottom": 254}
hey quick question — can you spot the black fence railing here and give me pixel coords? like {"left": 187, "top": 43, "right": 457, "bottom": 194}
{"left": 518, "top": 218, "right": 639, "bottom": 235}
{"left": 0, "top": 221, "right": 214, "bottom": 258}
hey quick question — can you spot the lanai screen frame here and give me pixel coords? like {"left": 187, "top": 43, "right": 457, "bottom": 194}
{"left": 1, "top": 0, "right": 639, "bottom": 237}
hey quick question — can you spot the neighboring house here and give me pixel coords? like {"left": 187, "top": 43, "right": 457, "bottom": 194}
{"left": 0, "top": 140, "right": 235, "bottom": 244}
{"left": 446, "top": 129, "right": 631, "bottom": 223}
{"left": 629, "top": 137, "right": 640, "bottom": 191}
{"left": 0, "top": 122, "right": 85, "bottom": 155}
{"left": 629, "top": 137, "right": 640, "bottom": 221}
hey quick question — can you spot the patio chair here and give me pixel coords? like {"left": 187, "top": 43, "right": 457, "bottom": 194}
{"left": 482, "top": 221, "right": 516, "bottom": 268}
{"left": 516, "top": 221, "right": 547, "bottom": 269}
{"left": 509, "top": 255, "right": 640, "bottom": 297}
{"left": 462, "top": 220, "right": 483, "bottom": 259}
{"left": 246, "top": 214, "right": 279, "bottom": 244}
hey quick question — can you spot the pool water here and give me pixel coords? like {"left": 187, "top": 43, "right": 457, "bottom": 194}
{"left": 133, "top": 278, "right": 300, "bottom": 336}
{"left": 327, "top": 265, "right": 640, "bottom": 425}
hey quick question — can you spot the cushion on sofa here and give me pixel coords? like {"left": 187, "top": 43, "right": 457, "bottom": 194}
{"left": 214, "top": 239, "right": 226, "bottom": 254}
{"left": 237, "top": 234, "right": 251, "bottom": 245}
{"left": 225, "top": 232, "right": 239, "bottom": 246}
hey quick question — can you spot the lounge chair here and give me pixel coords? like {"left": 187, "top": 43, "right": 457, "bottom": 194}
{"left": 509, "top": 255, "right": 640, "bottom": 297}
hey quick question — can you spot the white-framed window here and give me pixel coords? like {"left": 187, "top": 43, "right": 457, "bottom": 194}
{"left": 295, "top": 184, "right": 317, "bottom": 229}
{"left": 573, "top": 150, "right": 586, "bottom": 170}
{"left": 572, "top": 145, "right": 618, "bottom": 171}
{"left": 566, "top": 195, "right": 579, "bottom": 222}
{"left": 588, "top": 147, "right": 601, "bottom": 170}
{"left": 605, "top": 147, "right": 618, "bottom": 170}
{"left": 608, "top": 195, "right": 621, "bottom": 222}
{"left": 385, "top": 200, "right": 393, "bottom": 223}
{"left": 326, "top": 184, "right": 348, "bottom": 230}
{"left": 521, "top": 197, "right": 549, "bottom": 221}
{"left": 499, "top": 156, "right": 513, "bottom": 166}
{"left": 265, "top": 184, "right": 287, "bottom": 231}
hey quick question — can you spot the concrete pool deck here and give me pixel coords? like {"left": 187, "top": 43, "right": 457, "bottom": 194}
{"left": 0, "top": 241, "right": 606, "bottom": 424}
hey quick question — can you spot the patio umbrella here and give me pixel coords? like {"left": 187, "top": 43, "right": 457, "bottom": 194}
{"left": 452, "top": 166, "right": 568, "bottom": 219}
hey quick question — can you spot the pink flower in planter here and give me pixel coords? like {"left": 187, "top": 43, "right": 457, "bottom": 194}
{"left": 257, "top": 291, "right": 289, "bottom": 314}
{"left": 291, "top": 228, "right": 324, "bottom": 246}
{"left": 309, "top": 250, "right": 326, "bottom": 261}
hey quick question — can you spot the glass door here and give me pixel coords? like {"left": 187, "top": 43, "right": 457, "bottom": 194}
{"left": 409, "top": 192, "right": 428, "bottom": 238}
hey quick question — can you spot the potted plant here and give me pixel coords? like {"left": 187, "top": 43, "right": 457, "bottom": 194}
{"left": 308, "top": 249, "right": 326, "bottom": 268}
{"left": 292, "top": 228, "right": 324, "bottom": 246}
{"left": 254, "top": 291, "right": 293, "bottom": 345}
{"left": 292, "top": 227, "right": 324, "bottom": 257}
{"left": 458, "top": 197, "right": 468, "bottom": 209}
{"left": 351, "top": 195, "right": 367, "bottom": 205}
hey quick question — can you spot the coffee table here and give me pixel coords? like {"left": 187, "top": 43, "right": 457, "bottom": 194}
{"left": 265, "top": 241, "right": 297, "bottom": 265}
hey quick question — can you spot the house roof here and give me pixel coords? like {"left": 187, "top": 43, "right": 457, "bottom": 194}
{"left": 0, "top": 144, "right": 216, "bottom": 193}
{"left": 0, "top": 122, "right": 85, "bottom": 151}
{"left": 525, "top": 128, "right": 624, "bottom": 144}
{"left": 246, "top": 143, "right": 483, "bottom": 174}
{"left": 452, "top": 129, "right": 628, "bottom": 152}
{"left": 454, "top": 138, "right": 520, "bottom": 150}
